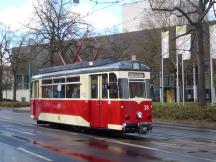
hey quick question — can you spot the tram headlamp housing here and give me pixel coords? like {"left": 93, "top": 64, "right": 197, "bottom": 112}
{"left": 137, "top": 112, "right": 142, "bottom": 119}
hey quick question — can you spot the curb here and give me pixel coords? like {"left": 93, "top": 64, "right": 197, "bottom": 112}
{"left": 153, "top": 119, "right": 216, "bottom": 130}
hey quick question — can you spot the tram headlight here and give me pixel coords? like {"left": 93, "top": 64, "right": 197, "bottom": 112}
{"left": 137, "top": 112, "right": 142, "bottom": 119}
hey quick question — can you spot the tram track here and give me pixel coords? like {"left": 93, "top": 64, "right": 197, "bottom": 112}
{"left": 1, "top": 109, "right": 216, "bottom": 162}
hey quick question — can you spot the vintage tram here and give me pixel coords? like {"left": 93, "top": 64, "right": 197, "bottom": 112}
{"left": 31, "top": 59, "right": 152, "bottom": 134}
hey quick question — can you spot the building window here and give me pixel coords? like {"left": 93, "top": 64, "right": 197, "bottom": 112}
{"left": 16, "top": 75, "right": 22, "bottom": 89}
{"left": 24, "top": 75, "right": 29, "bottom": 89}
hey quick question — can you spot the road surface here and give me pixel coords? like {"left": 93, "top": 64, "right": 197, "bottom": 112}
{"left": 0, "top": 108, "right": 216, "bottom": 162}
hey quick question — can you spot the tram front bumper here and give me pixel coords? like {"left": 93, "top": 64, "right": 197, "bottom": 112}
{"left": 138, "top": 122, "right": 152, "bottom": 134}
{"left": 123, "top": 122, "right": 152, "bottom": 134}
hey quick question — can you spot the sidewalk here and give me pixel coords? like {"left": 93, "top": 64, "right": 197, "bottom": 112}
{"left": 154, "top": 118, "right": 216, "bottom": 130}
{"left": 0, "top": 106, "right": 30, "bottom": 111}
{"left": 13, "top": 107, "right": 30, "bottom": 111}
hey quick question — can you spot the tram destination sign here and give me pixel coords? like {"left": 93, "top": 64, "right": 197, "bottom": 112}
{"left": 128, "top": 72, "right": 145, "bottom": 78}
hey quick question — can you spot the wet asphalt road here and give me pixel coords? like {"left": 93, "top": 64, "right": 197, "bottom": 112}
{"left": 0, "top": 108, "right": 216, "bottom": 162}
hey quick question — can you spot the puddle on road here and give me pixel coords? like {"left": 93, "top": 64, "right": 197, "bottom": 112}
{"left": 32, "top": 140, "right": 115, "bottom": 162}
{"left": 87, "top": 139, "right": 163, "bottom": 161}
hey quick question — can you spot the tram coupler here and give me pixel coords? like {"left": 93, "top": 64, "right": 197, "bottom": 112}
{"left": 138, "top": 123, "right": 152, "bottom": 134}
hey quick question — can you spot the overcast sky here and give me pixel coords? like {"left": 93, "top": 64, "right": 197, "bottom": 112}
{"left": 0, "top": 0, "right": 134, "bottom": 33}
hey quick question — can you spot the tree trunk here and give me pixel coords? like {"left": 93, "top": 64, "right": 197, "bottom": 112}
{"left": 13, "top": 71, "right": 17, "bottom": 102}
{"left": 0, "top": 65, "right": 3, "bottom": 101}
{"left": 196, "top": 24, "right": 206, "bottom": 106}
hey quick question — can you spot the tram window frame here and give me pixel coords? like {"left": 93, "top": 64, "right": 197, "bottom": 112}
{"left": 118, "top": 78, "right": 129, "bottom": 99}
{"left": 42, "top": 79, "right": 52, "bottom": 84}
{"left": 53, "top": 78, "right": 65, "bottom": 83}
{"left": 145, "top": 79, "right": 151, "bottom": 99}
{"left": 109, "top": 73, "right": 118, "bottom": 99}
{"left": 42, "top": 85, "right": 53, "bottom": 98}
{"left": 65, "top": 76, "right": 81, "bottom": 99}
{"left": 32, "top": 81, "right": 39, "bottom": 98}
{"left": 91, "top": 75, "right": 98, "bottom": 99}
{"left": 66, "top": 84, "right": 80, "bottom": 98}
{"left": 129, "top": 80, "right": 146, "bottom": 98}
{"left": 66, "top": 76, "right": 80, "bottom": 82}
{"left": 53, "top": 84, "right": 65, "bottom": 98}
{"left": 102, "top": 74, "right": 108, "bottom": 99}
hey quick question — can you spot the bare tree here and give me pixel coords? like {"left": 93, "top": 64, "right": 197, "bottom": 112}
{"left": 9, "top": 34, "right": 30, "bottom": 101}
{"left": 102, "top": 28, "right": 131, "bottom": 59}
{"left": 0, "top": 23, "right": 13, "bottom": 101}
{"left": 148, "top": 0, "right": 216, "bottom": 106}
{"left": 27, "top": 0, "right": 88, "bottom": 66}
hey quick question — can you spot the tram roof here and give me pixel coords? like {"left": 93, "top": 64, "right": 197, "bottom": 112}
{"left": 32, "top": 59, "right": 150, "bottom": 79}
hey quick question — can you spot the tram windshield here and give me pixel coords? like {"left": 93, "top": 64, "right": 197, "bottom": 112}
{"left": 129, "top": 81, "right": 146, "bottom": 98}
{"left": 118, "top": 78, "right": 151, "bottom": 99}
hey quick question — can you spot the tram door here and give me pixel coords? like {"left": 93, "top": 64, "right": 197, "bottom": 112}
{"left": 90, "top": 74, "right": 108, "bottom": 128}
{"left": 33, "top": 81, "right": 41, "bottom": 118}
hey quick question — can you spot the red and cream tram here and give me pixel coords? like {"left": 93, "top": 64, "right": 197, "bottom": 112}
{"left": 31, "top": 59, "right": 152, "bottom": 134}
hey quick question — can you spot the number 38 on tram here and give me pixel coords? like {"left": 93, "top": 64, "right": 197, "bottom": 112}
{"left": 31, "top": 59, "right": 152, "bottom": 134}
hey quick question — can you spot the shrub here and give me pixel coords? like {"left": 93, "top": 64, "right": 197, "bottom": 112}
{"left": 153, "top": 102, "right": 216, "bottom": 122}
{"left": 0, "top": 101, "right": 30, "bottom": 108}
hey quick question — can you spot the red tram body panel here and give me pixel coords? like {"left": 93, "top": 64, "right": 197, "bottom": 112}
{"left": 31, "top": 59, "right": 152, "bottom": 134}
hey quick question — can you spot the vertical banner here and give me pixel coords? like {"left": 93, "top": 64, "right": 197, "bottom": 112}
{"left": 210, "top": 25, "right": 216, "bottom": 59}
{"left": 161, "top": 31, "right": 169, "bottom": 104}
{"left": 176, "top": 25, "right": 186, "bottom": 55}
{"left": 182, "top": 34, "right": 191, "bottom": 60}
{"left": 161, "top": 31, "right": 169, "bottom": 58}
{"left": 209, "top": 25, "right": 216, "bottom": 104}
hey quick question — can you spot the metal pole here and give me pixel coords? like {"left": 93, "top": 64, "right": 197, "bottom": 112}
{"left": 162, "top": 58, "right": 164, "bottom": 104}
{"left": 29, "top": 62, "right": 32, "bottom": 101}
{"left": 210, "top": 50, "right": 215, "bottom": 105}
{"left": 182, "top": 57, "right": 185, "bottom": 105}
{"left": 193, "top": 65, "right": 197, "bottom": 102}
{"left": 176, "top": 53, "right": 180, "bottom": 105}
{"left": 160, "top": 71, "right": 162, "bottom": 103}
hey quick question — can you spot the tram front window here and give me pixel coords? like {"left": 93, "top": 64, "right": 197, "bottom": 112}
{"left": 129, "top": 81, "right": 146, "bottom": 98}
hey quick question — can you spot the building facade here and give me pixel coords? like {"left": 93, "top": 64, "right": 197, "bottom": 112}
{"left": 121, "top": 0, "right": 211, "bottom": 32}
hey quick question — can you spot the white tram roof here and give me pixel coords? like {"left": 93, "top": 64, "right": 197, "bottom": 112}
{"left": 32, "top": 59, "right": 150, "bottom": 80}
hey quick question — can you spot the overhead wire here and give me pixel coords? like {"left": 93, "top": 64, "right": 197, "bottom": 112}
{"left": 73, "top": 0, "right": 148, "bottom": 33}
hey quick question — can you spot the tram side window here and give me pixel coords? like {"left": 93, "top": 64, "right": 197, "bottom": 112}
{"left": 118, "top": 78, "right": 129, "bottom": 99}
{"left": 42, "top": 79, "right": 53, "bottom": 98}
{"left": 66, "top": 84, "right": 80, "bottom": 98}
{"left": 109, "top": 73, "right": 118, "bottom": 98}
{"left": 91, "top": 75, "right": 98, "bottom": 98}
{"left": 66, "top": 76, "right": 80, "bottom": 98}
{"left": 102, "top": 74, "right": 108, "bottom": 99}
{"left": 42, "top": 86, "right": 52, "bottom": 98}
{"left": 146, "top": 80, "right": 151, "bottom": 99}
{"left": 53, "top": 85, "right": 65, "bottom": 98}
